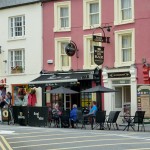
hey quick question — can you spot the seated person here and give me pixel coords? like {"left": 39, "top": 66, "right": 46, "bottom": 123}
{"left": 84, "top": 101, "right": 98, "bottom": 116}
{"left": 52, "top": 103, "right": 62, "bottom": 127}
{"left": 83, "top": 101, "right": 98, "bottom": 124}
{"left": 70, "top": 104, "right": 77, "bottom": 128}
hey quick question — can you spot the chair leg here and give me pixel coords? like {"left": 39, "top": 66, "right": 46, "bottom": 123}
{"left": 116, "top": 123, "right": 119, "bottom": 130}
{"left": 107, "top": 123, "right": 110, "bottom": 130}
{"left": 141, "top": 123, "right": 145, "bottom": 132}
{"left": 138, "top": 124, "right": 139, "bottom": 131}
{"left": 112, "top": 123, "right": 115, "bottom": 130}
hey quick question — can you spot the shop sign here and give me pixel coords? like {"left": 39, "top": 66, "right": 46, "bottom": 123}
{"left": 93, "top": 35, "right": 110, "bottom": 43}
{"left": 108, "top": 72, "right": 131, "bottom": 78}
{"left": 81, "top": 74, "right": 93, "bottom": 80}
{"left": 94, "top": 46, "right": 104, "bottom": 65}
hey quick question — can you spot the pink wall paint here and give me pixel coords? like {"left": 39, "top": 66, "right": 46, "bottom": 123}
{"left": 42, "top": 0, "right": 150, "bottom": 84}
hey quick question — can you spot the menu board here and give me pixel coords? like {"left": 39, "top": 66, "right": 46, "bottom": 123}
{"left": 137, "top": 85, "right": 150, "bottom": 117}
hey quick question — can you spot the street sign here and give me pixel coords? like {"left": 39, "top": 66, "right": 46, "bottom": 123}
{"left": 94, "top": 46, "right": 104, "bottom": 65}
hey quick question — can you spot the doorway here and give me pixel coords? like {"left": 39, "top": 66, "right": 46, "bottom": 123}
{"left": 114, "top": 86, "right": 131, "bottom": 114}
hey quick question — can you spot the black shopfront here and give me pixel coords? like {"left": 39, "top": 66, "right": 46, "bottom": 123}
{"left": 29, "top": 69, "right": 101, "bottom": 110}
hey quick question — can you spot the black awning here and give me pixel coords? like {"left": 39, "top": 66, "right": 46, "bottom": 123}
{"left": 29, "top": 71, "right": 94, "bottom": 85}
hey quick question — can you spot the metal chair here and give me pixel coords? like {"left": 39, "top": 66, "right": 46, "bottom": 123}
{"left": 106, "top": 111, "right": 121, "bottom": 130}
{"left": 60, "top": 110, "right": 70, "bottom": 128}
{"left": 75, "top": 110, "right": 86, "bottom": 129}
{"left": 123, "top": 111, "right": 145, "bottom": 131}
{"left": 93, "top": 111, "right": 106, "bottom": 130}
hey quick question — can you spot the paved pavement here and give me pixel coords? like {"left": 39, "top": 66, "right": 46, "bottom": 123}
{"left": 0, "top": 123, "right": 150, "bottom": 150}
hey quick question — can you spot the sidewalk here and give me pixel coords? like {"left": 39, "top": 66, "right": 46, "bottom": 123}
{"left": 1, "top": 120, "right": 150, "bottom": 132}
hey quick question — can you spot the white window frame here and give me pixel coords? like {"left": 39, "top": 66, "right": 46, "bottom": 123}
{"left": 54, "top": 1, "right": 71, "bottom": 32}
{"left": 114, "top": 29, "right": 135, "bottom": 67}
{"left": 55, "top": 37, "right": 71, "bottom": 71}
{"left": 83, "top": 34, "right": 101, "bottom": 69}
{"left": 83, "top": 0, "right": 101, "bottom": 30}
{"left": 8, "top": 15, "right": 25, "bottom": 39}
{"left": 8, "top": 49, "right": 25, "bottom": 74}
{"left": 114, "top": 0, "right": 134, "bottom": 25}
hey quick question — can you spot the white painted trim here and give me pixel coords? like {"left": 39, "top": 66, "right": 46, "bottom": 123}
{"left": 54, "top": 37, "right": 71, "bottom": 71}
{"left": 102, "top": 65, "right": 137, "bottom": 115}
{"left": 114, "top": 0, "right": 134, "bottom": 25}
{"left": 83, "top": 34, "right": 102, "bottom": 69}
{"left": 29, "top": 79, "right": 77, "bottom": 85}
{"left": 54, "top": 1, "right": 71, "bottom": 32}
{"left": 83, "top": 0, "right": 101, "bottom": 30}
{"left": 114, "top": 28, "right": 135, "bottom": 67}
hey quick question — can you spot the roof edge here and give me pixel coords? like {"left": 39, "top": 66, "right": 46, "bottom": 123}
{"left": 0, "top": 1, "right": 41, "bottom": 10}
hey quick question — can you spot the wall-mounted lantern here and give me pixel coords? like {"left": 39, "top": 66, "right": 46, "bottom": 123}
{"left": 65, "top": 41, "right": 79, "bottom": 58}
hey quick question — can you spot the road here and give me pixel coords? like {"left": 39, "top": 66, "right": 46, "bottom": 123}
{"left": 0, "top": 124, "right": 150, "bottom": 150}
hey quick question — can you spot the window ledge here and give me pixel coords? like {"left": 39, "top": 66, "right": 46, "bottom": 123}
{"left": 114, "top": 19, "right": 134, "bottom": 26}
{"left": 8, "top": 73, "right": 25, "bottom": 76}
{"left": 7, "top": 37, "right": 26, "bottom": 42}
{"left": 83, "top": 65, "right": 100, "bottom": 70}
{"left": 83, "top": 24, "right": 100, "bottom": 30}
{"left": 114, "top": 62, "right": 134, "bottom": 68}
{"left": 53, "top": 27, "right": 71, "bottom": 32}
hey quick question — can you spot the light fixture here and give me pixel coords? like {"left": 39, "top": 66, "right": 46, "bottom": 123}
{"left": 92, "top": 25, "right": 112, "bottom": 43}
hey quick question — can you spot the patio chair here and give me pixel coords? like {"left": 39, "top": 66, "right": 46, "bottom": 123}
{"left": 60, "top": 110, "right": 70, "bottom": 128}
{"left": 93, "top": 111, "right": 106, "bottom": 130}
{"left": 75, "top": 110, "right": 86, "bottom": 129}
{"left": 123, "top": 111, "right": 145, "bottom": 132}
{"left": 106, "top": 111, "right": 121, "bottom": 130}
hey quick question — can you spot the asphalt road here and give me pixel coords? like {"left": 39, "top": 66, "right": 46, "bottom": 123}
{"left": 0, "top": 124, "right": 150, "bottom": 150}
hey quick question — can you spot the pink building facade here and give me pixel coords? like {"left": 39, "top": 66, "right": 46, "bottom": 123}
{"left": 39, "top": 0, "right": 150, "bottom": 116}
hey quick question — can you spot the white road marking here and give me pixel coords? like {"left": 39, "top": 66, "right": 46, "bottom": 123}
{"left": 46, "top": 142, "right": 150, "bottom": 150}
{"left": 12, "top": 138, "right": 129, "bottom": 149}
{"left": 8, "top": 134, "right": 119, "bottom": 143}
{"left": 0, "top": 130, "right": 15, "bottom": 134}
{"left": 127, "top": 148, "right": 150, "bottom": 150}
{"left": 6, "top": 132, "right": 107, "bottom": 140}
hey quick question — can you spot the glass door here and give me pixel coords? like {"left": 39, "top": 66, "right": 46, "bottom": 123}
{"left": 64, "top": 94, "right": 71, "bottom": 110}
{"left": 114, "top": 86, "right": 131, "bottom": 112}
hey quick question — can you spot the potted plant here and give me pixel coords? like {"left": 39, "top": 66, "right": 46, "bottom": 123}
{"left": 11, "top": 66, "right": 23, "bottom": 74}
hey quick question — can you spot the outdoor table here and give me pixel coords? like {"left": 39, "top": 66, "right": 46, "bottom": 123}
{"left": 120, "top": 115, "right": 135, "bottom": 131}
{"left": 83, "top": 114, "right": 95, "bottom": 130}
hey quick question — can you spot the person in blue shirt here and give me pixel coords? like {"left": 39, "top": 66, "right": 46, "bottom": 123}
{"left": 83, "top": 101, "right": 98, "bottom": 126}
{"left": 89, "top": 101, "right": 98, "bottom": 116}
{"left": 70, "top": 104, "right": 77, "bottom": 128}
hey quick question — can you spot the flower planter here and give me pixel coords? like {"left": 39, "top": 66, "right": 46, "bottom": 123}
{"left": 11, "top": 69, "right": 23, "bottom": 74}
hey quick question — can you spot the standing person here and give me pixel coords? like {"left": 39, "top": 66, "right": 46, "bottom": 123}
{"left": 6, "top": 92, "right": 12, "bottom": 106}
{"left": 0, "top": 96, "right": 6, "bottom": 108}
{"left": 70, "top": 104, "right": 78, "bottom": 128}
{"left": 52, "top": 103, "right": 62, "bottom": 127}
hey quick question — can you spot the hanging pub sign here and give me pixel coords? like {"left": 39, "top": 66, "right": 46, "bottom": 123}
{"left": 94, "top": 46, "right": 104, "bottom": 65}
{"left": 65, "top": 41, "right": 78, "bottom": 57}
{"left": 93, "top": 35, "right": 110, "bottom": 43}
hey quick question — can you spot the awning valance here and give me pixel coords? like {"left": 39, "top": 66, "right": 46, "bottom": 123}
{"left": 29, "top": 71, "right": 94, "bottom": 85}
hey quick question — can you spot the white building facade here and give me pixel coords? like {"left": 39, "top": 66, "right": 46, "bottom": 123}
{"left": 0, "top": 1, "right": 43, "bottom": 106}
